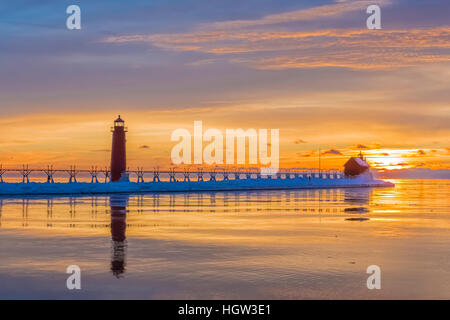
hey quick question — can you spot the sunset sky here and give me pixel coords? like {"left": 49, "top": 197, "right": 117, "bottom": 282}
{"left": 0, "top": 0, "right": 449, "bottom": 174}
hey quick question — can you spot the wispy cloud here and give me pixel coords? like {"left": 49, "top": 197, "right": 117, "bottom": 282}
{"left": 351, "top": 143, "right": 381, "bottom": 150}
{"left": 201, "top": 0, "right": 391, "bottom": 30}
{"left": 102, "top": 0, "right": 450, "bottom": 70}
{"left": 105, "top": 19, "right": 450, "bottom": 70}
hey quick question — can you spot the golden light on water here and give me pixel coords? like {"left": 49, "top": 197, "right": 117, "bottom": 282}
{"left": 1, "top": 180, "right": 450, "bottom": 299}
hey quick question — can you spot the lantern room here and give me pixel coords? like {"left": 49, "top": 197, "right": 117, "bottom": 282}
{"left": 114, "top": 115, "right": 124, "bottom": 127}
{"left": 111, "top": 115, "right": 127, "bottom": 133}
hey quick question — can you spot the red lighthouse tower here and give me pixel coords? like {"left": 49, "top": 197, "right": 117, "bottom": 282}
{"left": 110, "top": 115, "right": 127, "bottom": 182}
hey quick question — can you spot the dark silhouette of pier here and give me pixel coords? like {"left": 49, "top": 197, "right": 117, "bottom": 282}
{"left": 0, "top": 164, "right": 343, "bottom": 184}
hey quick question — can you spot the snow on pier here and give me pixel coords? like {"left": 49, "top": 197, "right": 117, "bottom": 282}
{"left": 0, "top": 166, "right": 393, "bottom": 195}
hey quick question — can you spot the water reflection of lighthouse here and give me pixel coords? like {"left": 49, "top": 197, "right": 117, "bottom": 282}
{"left": 110, "top": 195, "right": 129, "bottom": 278}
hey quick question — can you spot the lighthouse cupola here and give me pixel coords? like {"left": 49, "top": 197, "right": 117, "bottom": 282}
{"left": 110, "top": 115, "right": 128, "bottom": 182}
{"left": 114, "top": 115, "right": 125, "bottom": 127}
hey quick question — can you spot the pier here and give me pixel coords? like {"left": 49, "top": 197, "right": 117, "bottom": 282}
{"left": 0, "top": 164, "right": 343, "bottom": 184}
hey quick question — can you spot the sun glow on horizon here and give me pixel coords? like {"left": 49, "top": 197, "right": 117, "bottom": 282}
{"left": 362, "top": 149, "right": 445, "bottom": 171}
{"left": 0, "top": 112, "right": 449, "bottom": 173}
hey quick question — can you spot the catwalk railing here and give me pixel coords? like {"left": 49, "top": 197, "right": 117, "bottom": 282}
{"left": 0, "top": 164, "right": 344, "bottom": 183}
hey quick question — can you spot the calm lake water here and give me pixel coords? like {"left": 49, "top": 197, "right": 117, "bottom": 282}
{"left": 0, "top": 179, "right": 449, "bottom": 299}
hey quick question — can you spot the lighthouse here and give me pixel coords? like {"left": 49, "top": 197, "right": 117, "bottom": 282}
{"left": 110, "top": 115, "right": 127, "bottom": 182}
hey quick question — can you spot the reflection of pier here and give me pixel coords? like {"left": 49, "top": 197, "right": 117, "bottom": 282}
{"left": 0, "top": 164, "right": 343, "bottom": 183}
{"left": 22, "top": 199, "right": 29, "bottom": 227}
{"left": 0, "top": 188, "right": 374, "bottom": 223}
{"left": 343, "top": 188, "right": 371, "bottom": 205}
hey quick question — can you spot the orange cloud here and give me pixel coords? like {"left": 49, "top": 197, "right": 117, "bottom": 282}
{"left": 297, "top": 150, "right": 316, "bottom": 157}
{"left": 104, "top": 27, "right": 450, "bottom": 70}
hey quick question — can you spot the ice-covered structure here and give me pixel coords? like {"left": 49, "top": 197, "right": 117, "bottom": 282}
{"left": 0, "top": 170, "right": 393, "bottom": 195}
{"left": 344, "top": 152, "right": 371, "bottom": 177}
